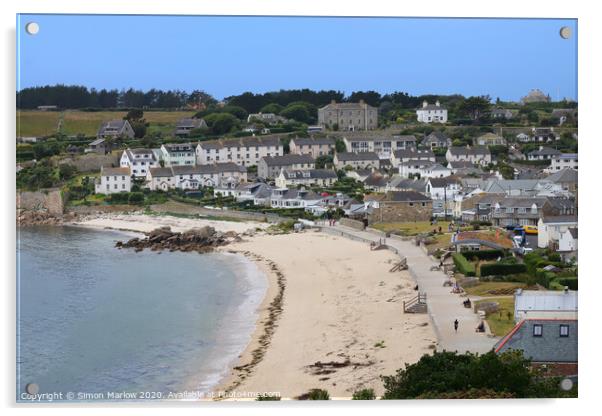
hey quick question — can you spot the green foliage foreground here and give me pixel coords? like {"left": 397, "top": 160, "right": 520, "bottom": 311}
{"left": 381, "top": 350, "right": 576, "bottom": 399}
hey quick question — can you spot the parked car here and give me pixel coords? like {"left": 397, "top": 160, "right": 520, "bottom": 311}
{"left": 523, "top": 225, "right": 538, "bottom": 235}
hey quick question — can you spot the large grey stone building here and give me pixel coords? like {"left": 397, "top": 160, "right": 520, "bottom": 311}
{"left": 318, "top": 100, "right": 378, "bottom": 131}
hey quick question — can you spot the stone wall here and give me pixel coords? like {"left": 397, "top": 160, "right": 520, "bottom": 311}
{"left": 17, "top": 189, "right": 64, "bottom": 215}
{"left": 368, "top": 201, "right": 432, "bottom": 224}
{"left": 55, "top": 152, "right": 120, "bottom": 173}
{"left": 339, "top": 218, "right": 365, "bottom": 230}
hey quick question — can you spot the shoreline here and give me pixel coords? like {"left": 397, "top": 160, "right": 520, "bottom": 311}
{"left": 210, "top": 248, "right": 286, "bottom": 399}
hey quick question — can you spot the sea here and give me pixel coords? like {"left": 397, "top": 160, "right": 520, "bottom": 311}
{"left": 16, "top": 225, "right": 267, "bottom": 402}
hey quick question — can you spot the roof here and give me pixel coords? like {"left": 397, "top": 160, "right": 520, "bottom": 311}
{"left": 176, "top": 118, "right": 204, "bottom": 128}
{"left": 197, "top": 136, "right": 282, "bottom": 150}
{"left": 477, "top": 132, "right": 505, "bottom": 142}
{"left": 98, "top": 120, "right": 130, "bottom": 136}
{"left": 448, "top": 146, "right": 491, "bottom": 156}
{"left": 558, "top": 153, "right": 578, "bottom": 160}
{"left": 417, "top": 102, "right": 446, "bottom": 111}
{"left": 568, "top": 228, "right": 578, "bottom": 239}
{"left": 149, "top": 167, "right": 175, "bottom": 177}
{"left": 335, "top": 152, "right": 379, "bottom": 162}
{"left": 291, "top": 137, "right": 335, "bottom": 146}
{"left": 515, "top": 290, "right": 578, "bottom": 313}
{"left": 545, "top": 168, "right": 577, "bottom": 183}
{"left": 364, "top": 173, "right": 389, "bottom": 188}
{"left": 393, "top": 148, "right": 435, "bottom": 159}
{"left": 89, "top": 138, "right": 105, "bottom": 146}
{"left": 385, "top": 190, "right": 431, "bottom": 202}
{"left": 319, "top": 101, "right": 376, "bottom": 110}
{"left": 162, "top": 143, "right": 195, "bottom": 153}
{"left": 281, "top": 169, "right": 337, "bottom": 180}
{"left": 426, "top": 131, "right": 449, "bottom": 141}
{"left": 389, "top": 177, "right": 427, "bottom": 192}
{"left": 428, "top": 176, "right": 460, "bottom": 188}
{"left": 495, "top": 319, "right": 577, "bottom": 363}
{"left": 100, "top": 166, "right": 130, "bottom": 176}
{"left": 261, "top": 154, "right": 315, "bottom": 166}
{"left": 541, "top": 215, "right": 578, "bottom": 224}
{"left": 494, "top": 196, "right": 548, "bottom": 209}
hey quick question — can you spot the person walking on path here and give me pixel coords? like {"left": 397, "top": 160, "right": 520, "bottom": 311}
{"left": 454, "top": 319, "right": 459, "bottom": 333}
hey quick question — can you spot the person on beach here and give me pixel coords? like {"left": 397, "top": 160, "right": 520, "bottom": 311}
{"left": 454, "top": 319, "right": 459, "bottom": 332}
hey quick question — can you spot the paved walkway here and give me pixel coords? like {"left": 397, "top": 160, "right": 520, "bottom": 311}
{"left": 321, "top": 224, "right": 499, "bottom": 354}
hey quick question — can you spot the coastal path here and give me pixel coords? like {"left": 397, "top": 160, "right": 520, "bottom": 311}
{"left": 320, "top": 224, "right": 499, "bottom": 354}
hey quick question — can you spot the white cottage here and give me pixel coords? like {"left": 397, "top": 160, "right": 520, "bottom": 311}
{"left": 95, "top": 166, "right": 132, "bottom": 194}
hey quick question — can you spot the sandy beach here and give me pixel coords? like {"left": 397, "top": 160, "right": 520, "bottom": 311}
{"left": 67, "top": 213, "right": 268, "bottom": 234}
{"left": 215, "top": 230, "right": 437, "bottom": 399}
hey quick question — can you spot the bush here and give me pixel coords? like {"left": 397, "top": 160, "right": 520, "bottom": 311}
{"left": 452, "top": 253, "right": 476, "bottom": 276}
{"left": 297, "top": 389, "right": 330, "bottom": 400}
{"left": 480, "top": 263, "right": 527, "bottom": 276}
{"left": 464, "top": 249, "right": 504, "bottom": 261}
{"left": 128, "top": 192, "right": 144, "bottom": 205}
{"left": 553, "top": 276, "right": 578, "bottom": 290}
{"left": 108, "top": 192, "right": 130, "bottom": 204}
{"left": 352, "top": 388, "right": 376, "bottom": 400}
{"left": 256, "top": 394, "right": 281, "bottom": 401}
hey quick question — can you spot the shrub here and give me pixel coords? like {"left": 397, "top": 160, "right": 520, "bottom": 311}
{"left": 480, "top": 263, "right": 527, "bottom": 276}
{"left": 128, "top": 192, "right": 144, "bottom": 205}
{"left": 464, "top": 249, "right": 504, "bottom": 261}
{"left": 452, "top": 253, "right": 476, "bottom": 276}
{"left": 108, "top": 192, "right": 130, "bottom": 204}
{"left": 352, "top": 388, "right": 376, "bottom": 400}
{"left": 553, "top": 277, "right": 578, "bottom": 290}
{"left": 256, "top": 394, "right": 281, "bottom": 401}
{"left": 297, "top": 389, "right": 330, "bottom": 400}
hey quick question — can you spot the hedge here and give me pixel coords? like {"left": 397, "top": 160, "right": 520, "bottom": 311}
{"left": 553, "top": 276, "right": 578, "bottom": 290}
{"left": 480, "top": 263, "right": 527, "bottom": 277}
{"left": 452, "top": 253, "right": 476, "bottom": 277}
{"left": 464, "top": 249, "right": 504, "bottom": 261}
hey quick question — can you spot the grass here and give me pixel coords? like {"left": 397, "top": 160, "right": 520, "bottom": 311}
{"left": 371, "top": 221, "right": 460, "bottom": 236}
{"left": 475, "top": 297, "right": 516, "bottom": 336}
{"left": 18, "top": 110, "right": 198, "bottom": 137}
{"left": 464, "top": 281, "right": 526, "bottom": 297}
{"left": 17, "top": 110, "right": 61, "bottom": 137}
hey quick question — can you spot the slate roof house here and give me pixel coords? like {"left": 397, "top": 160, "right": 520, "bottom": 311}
{"left": 390, "top": 148, "right": 435, "bottom": 167}
{"left": 275, "top": 169, "right": 338, "bottom": 188}
{"left": 318, "top": 100, "right": 378, "bottom": 131}
{"left": 333, "top": 152, "right": 380, "bottom": 170}
{"left": 258, "top": 154, "right": 315, "bottom": 179}
{"left": 288, "top": 137, "right": 335, "bottom": 158}
{"left": 445, "top": 146, "right": 492, "bottom": 166}
{"left": 476, "top": 132, "right": 506, "bottom": 146}
{"left": 422, "top": 131, "right": 452, "bottom": 148}
{"left": 491, "top": 108, "right": 514, "bottom": 119}
{"left": 528, "top": 146, "right": 562, "bottom": 161}
{"left": 85, "top": 138, "right": 110, "bottom": 154}
{"left": 416, "top": 100, "right": 448, "bottom": 123}
{"left": 495, "top": 318, "right": 577, "bottom": 377}
{"left": 545, "top": 168, "right": 578, "bottom": 193}
{"left": 97, "top": 119, "right": 135, "bottom": 140}
{"left": 174, "top": 118, "right": 207, "bottom": 136}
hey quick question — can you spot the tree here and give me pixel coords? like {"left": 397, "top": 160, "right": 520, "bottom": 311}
{"left": 280, "top": 104, "right": 311, "bottom": 123}
{"left": 315, "top": 155, "right": 333, "bottom": 169}
{"left": 381, "top": 350, "right": 566, "bottom": 399}
{"left": 58, "top": 164, "right": 77, "bottom": 181}
{"left": 458, "top": 96, "right": 492, "bottom": 121}
{"left": 335, "top": 138, "right": 346, "bottom": 153}
{"left": 204, "top": 113, "right": 240, "bottom": 135}
{"left": 348, "top": 90, "right": 382, "bottom": 107}
{"left": 123, "top": 109, "right": 147, "bottom": 138}
{"left": 260, "top": 103, "right": 284, "bottom": 114}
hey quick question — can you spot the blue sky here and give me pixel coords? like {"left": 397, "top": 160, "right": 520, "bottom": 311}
{"left": 17, "top": 15, "right": 577, "bottom": 101}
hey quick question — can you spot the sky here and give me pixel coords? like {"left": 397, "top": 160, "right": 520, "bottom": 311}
{"left": 16, "top": 14, "right": 578, "bottom": 101}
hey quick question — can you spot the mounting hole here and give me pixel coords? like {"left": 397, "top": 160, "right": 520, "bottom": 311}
{"left": 25, "top": 383, "right": 39, "bottom": 395}
{"left": 25, "top": 22, "right": 39, "bottom": 35}
{"left": 559, "top": 26, "right": 571, "bottom": 40}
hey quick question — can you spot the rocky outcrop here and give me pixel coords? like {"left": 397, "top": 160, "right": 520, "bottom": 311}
{"left": 17, "top": 189, "right": 71, "bottom": 226}
{"left": 115, "top": 226, "right": 242, "bottom": 253}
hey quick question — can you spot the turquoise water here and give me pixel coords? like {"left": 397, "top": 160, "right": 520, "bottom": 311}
{"left": 16, "top": 226, "right": 266, "bottom": 402}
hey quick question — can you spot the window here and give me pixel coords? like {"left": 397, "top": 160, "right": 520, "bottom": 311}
{"left": 533, "top": 324, "right": 543, "bottom": 337}
{"left": 560, "top": 324, "right": 569, "bottom": 337}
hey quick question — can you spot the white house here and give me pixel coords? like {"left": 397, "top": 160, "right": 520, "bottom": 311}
{"left": 95, "top": 166, "right": 132, "bottom": 194}
{"left": 289, "top": 137, "right": 335, "bottom": 158}
{"left": 390, "top": 148, "right": 435, "bottom": 168}
{"left": 514, "top": 289, "right": 577, "bottom": 323}
{"left": 527, "top": 146, "right": 561, "bottom": 161}
{"left": 196, "top": 136, "right": 283, "bottom": 167}
{"left": 160, "top": 143, "right": 196, "bottom": 166}
{"left": 547, "top": 153, "right": 578, "bottom": 172}
{"left": 537, "top": 216, "right": 578, "bottom": 249}
{"left": 146, "top": 163, "right": 247, "bottom": 191}
{"left": 558, "top": 228, "right": 578, "bottom": 255}
{"left": 269, "top": 188, "right": 324, "bottom": 209}
{"left": 476, "top": 132, "right": 506, "bottom": 146}
{"left": 120, "top": 148, "right": 159, "bottom": 178}
{"left": 342, "top": 135, "right": 417, "bottom": 159}
{"left": 446, "top": 146, "right": 492, "bottom": 166}
{"left": 399, "top": 160, "right": 451, "bottom": 178}
{"left": 275, "top": 169, "right": 338, "bottom": 188}
{"left": 416, "top": 100, "right": 448, "bottom": 123}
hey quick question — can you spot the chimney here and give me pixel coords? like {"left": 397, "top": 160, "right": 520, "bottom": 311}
{"left": 539, "top": 145, "right": 544, "bottom": 151}
{"left": 422, "top": 100, "right": 428, "bottom": 108}
{"left": 359, "top": 99, "right": 365, "bottom": 105}
{"left": 564, "top": 286, "right": 569, "bottom": 294}
{"left": 331, "top": 100, "right": 336, "bottom": 105}
{"left": 436, "top": 100, "right": 440, "bottom": 107}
